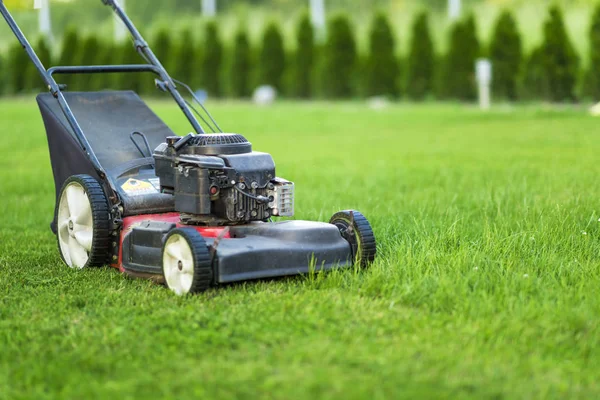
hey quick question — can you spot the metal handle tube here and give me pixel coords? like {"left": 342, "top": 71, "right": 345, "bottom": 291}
{"left": 0, "top": 1, "right": 107, "bottom": 179}
{"left": 48, "top": 64, "right": 162, "bottom": 77}
{"left": 101, "top": 0, "right": 206, "bottom": 134}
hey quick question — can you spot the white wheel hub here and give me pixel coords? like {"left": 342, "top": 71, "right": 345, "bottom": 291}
{"left": 57, "top": 182, "right": 94, "bottom": 269}
{"left": 163, "top": 234, "right": 195, "bottom": 295}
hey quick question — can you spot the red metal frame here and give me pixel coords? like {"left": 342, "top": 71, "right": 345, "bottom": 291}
{"left": 111, "top": 212, "right": 231, "bottom": 271}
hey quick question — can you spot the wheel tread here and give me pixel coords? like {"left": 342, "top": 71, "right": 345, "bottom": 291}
{"left": 329, "top": 210, "right": 377, "bottom": 267}
{"left": 55, "top": 175, "right": 112, "bottom": 268}
{"left": 163, "top": 228, "right": 213, "bottom": 294}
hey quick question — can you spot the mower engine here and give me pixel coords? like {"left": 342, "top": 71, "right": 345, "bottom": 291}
{"left": 154, "top": 133, "right": 294, "bottom": 225}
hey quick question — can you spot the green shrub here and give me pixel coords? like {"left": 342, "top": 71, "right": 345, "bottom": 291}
{"left": 259, "top": 21, "right": 286, "bottom": 92}
{"left": 173, "top": 28, "right": 198, "bottom": 89}
{"left": 25, "top": 36, "right": 53, "bottom": 92}
{"left": 522, "top": 46, "right": 547, "bottom": 100}
{"left": 0, "top": 53, "right": 4, "bottom": 96}
{"left": 406, "top": 12, "right": 435, "bottom": 100}
{"left": 584, "top": 4, "right": 600, "bottom": 101}
{"left": 116, "top": 41, "right": 146, "bottom": 94}
{"left": 489, "top": 10, "right": 522, "bottom": 101}
{"left": 230, "top": 27, "right": 253, "bottom": 98}
{"left": 294, "top": 13, "right": 314, "bottom": 98}
{"left": 541, "top": 5, "right": 579, "bottom": 102}
{"left": 365, "top": 11, "right": 399, "bottom": 97}
{"left": 74, "top": 36, "right": 101, "bottom": 90}
{"left": 57, "top": 28, "right": 81, "bottom": 90}
{"left": 97, "top": 42, "right": 116, "bottom": 90}
{"left": 7, "top": 42, "right": 29, "bottom": 94}
{"left": 441, "top": 14, "right": 480, "bottom": 101}
{"left": 201, "top": 21, "right": 223, "bottom": 97}
{"left": 323, "top": 14, "right": 357, "bottom": 98}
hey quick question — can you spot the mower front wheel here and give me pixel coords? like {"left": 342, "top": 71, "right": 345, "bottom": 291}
{"left": 56, "top": 175, "right": 111, "bottom": 269}
{"left": 330, "top": 210, "right": 376, "bottom": 267}
{"left": 162, "top": 228, "right": 213, "bottom": 295}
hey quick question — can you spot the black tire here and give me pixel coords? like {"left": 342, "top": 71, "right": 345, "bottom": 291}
{"left": 55, "top": 175, "right": 111, "bottom": 269}
{"left": 329, "top": 210, "right": 376, "bottom": 267}
{"left": 162, "top": 228, "right": 213, "bottom": 295}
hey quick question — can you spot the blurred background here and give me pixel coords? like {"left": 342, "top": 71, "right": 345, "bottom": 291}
{"left": 0, "top": 0, "right": 598, "bottom": 103}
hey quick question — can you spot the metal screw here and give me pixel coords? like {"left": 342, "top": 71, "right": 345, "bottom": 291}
{"left": 238, "top": 183, "right": 246, "bottom": 190}
{"left": 251, "top": 182, "right": 259, "bottom": 189}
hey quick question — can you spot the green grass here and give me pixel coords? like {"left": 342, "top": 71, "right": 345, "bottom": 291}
{"left": 2, "top": 99, "right": 600, "bottom": 399}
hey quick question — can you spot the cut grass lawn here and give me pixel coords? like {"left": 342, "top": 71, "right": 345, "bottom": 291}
{"left": 1, "top": 99, "right": 600, "bottom": 399}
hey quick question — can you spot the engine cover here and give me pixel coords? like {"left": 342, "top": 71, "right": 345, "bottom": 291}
{"left": 153, "top": 133, "right": 294, "bottom": 225}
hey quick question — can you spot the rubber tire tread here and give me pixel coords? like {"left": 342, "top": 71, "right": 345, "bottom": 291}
{"left": 56, "top": 175, "right": 111, "bottom": 268}
{"left": 163, "top": 228, "right": 213, "bottom": 294}
{"left": 329, "top": 210, "right": 377, "bottom": 267}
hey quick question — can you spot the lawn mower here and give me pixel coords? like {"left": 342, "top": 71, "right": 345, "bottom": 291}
{"left": 0, "top": 0, "right": 376, "bottom": 295}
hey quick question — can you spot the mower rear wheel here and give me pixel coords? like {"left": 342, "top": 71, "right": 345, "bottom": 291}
{"left": 330, "top": 210, "right": 376, "bottom": 267}
{"left": 162, "top": 228, "right": 213, "bottom": 295}
{"left": 56, "top": 175, "right": 111, "bottom": 269}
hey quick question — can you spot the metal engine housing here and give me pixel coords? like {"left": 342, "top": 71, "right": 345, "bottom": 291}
{"left": 154, "top": 133, "right": 294, "bottom": 225}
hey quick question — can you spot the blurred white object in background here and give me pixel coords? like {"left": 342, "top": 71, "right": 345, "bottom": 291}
{"left": 476, "top": 59, "right": 492, "bottom": 110}
{"left": 448, "top": 0, "right": 461, "bottom": 20}
{"left": 367, "top": 96, "right": 390, "bottom": 111}
{"left": 253, "top": 86, "right": 277, "bottom": 106}
{"left": 589, "top": 103, "right": 600, "bottom": 116}
{"left": 310, "top": 0, "right": 327, "bottom": 41}
{"left": 194, "top": 90, "right": 208, "bottom": 105}
{"left": 114, "top": 0, "right": 127, "bottom": 42}
{"left": 202, "top": 0, "right": 216, "bottom": 17}
{"left": 36, "top": 0, "right": 53, "bottom": 42}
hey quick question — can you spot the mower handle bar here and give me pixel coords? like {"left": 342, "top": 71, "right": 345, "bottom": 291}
{"left": 0, "top": 0, "right": 208, "bottom": 200}
{"left": 47, "top": 64, "right": 162, "bottom": 77}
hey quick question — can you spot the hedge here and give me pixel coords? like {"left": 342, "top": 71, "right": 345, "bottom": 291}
{"left": 489, "top": 10, "right": 522, "bottom": 100}
{"left": 0, "top": 6, "right": 595, "bottom": 103}
{"left": 365, "top": 11, "right": 399, "bottom": 97}
{"left": 322, "top": 14, "right": 357, "bottom": 98}
{"left": 259, "top": 21, "right": 286, "bottom": 92}
{"left": 406, "top": 12, "right": 435, "bottom": 100}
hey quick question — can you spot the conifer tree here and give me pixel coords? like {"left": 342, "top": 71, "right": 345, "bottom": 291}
{"left": 8, "top": 42, "right": 29, "bottom": 93}
{"left": 585, "top": 4, "right": 600, "bottom": 100}
{"left": 259, "top": 21, "right": 286, "bottom": 92}
{"left": 522, "top": 46, "right": 547, "bottom": 100}
{"left": 489, "top": 10, "right": 523, "bottom": 100}
{"left": 201, "top": 21, "right": 223, "bottom": 97}
{"left": 0, "top": 53, "right": 4, "bottom": 96}
{"left": 406, "top": 12, "right": 435, "bottom": 100}
{"left": 294, "top": 12, "right": 314, "bottom": 98}
{"left": 75, "top": 36, "right": 101, "bottom": 90}
{"left": 323, "top": 14, "right": 357, "bottom": 98}
{"left": 365, "top": 11, "right": 399, "bottom": 97}
{"left": 173, "top": 28, "right": 197, "bottom": 89}
{"left": 117, "top": 41, "right": 145, "bottom": 94}
{"left": 441, "top": 14, "right": 480, "bottom": 101}
{"left": 230, "top": 27, "right": 253, "bottom": 98}
{"left": 541, "top": 5, "right": 579, "bottom": 102}
{"left": 25, "top": 36, "right": 52, "bottom": 92}
{"left": 58, "top": 28, "right": 81, "bottom": 90}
